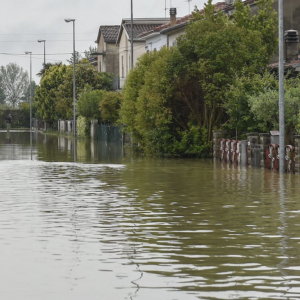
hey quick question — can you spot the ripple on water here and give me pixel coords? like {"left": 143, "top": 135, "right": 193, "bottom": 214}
{"left": 1, "top": 150, "right": 300, "bottom": 299}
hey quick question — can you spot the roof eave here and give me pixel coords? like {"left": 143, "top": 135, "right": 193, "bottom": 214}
{"left": 160, "top": 22, "right": 187, "bottom": 34}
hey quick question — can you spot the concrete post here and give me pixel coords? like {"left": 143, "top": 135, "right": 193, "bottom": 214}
{"left": 240, "top": 140, "right": 248, "bottom": 166}
{"left": 90, "top": 120, "right": 98, "bottom": 139}
{"left": 247, "top": 133, "right": 259, "bottom": 167}
{"left": 259, "top": 133, "right": 271, "bottom": 168}
{"left": 213, "top": 130, "right": 225, "bottom": 159}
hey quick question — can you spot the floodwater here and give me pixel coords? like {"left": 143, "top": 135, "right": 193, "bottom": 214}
{"left": 1, "top": 131, "right": 300, "bottom": 299}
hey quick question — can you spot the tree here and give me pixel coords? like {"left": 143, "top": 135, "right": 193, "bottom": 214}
{"left": 54, "top": 59, "right": 113, "bottom": 119}
{"left": 78, "top": 89, "right": 122, "bottom": 125}
{"left": 120, "top": 0, "right": 277, "bottom": 157}
{"left": 37, "top": 62, "right": 62, "bottom": 77}
{"left": 224, "top": 72, "right": 278, "bottom": 137}
{"left": 34, "top": 60, "right": 113, "bottom": 124}
{"left": 247, "top": 75, "right": 300, "bottom": 142}
{"left": 99, "top": 91, "right": 122, "bottom": 125}
{"left": 22, "top": 80, "right": 37, "bottom": 103}
{"left": 0, "top": 63, "right": 29, "bottom": 107}
{"left": 0, "top": 86, "right": 5, "bottom": 105}
{"left": 67, "top": 51, "right": 82, "bottom": 65}
{"left": 34, "top": 64, "right": 68, "bottom": 124}
{"left": 77, "top": 88, "right": 103, "bottom": 120}
{"left": 84, "top": 46, "right": 97, "bottom": 60}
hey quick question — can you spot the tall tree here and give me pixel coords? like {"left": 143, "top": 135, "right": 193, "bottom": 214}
{"left": 84, "top": 46, "right": 97, "bottom": 60}
{"left": 120, "top": 0, "right": 277, "bottom": 156}
{"left": 0, "top": 63, "right": 29, "bottom": 107}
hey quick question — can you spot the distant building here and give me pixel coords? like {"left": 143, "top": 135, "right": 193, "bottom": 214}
{"left": 116, "top": 18, "right": 169, "bottom": 88}
{"left": 95, "top": 25, "right": 120, "bottom": 89}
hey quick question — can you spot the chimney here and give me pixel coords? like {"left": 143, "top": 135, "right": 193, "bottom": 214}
{"left": 285, "top": 29, "right": 299, "bottom": 62}
{"left": 170, "top": 8, "right": 177, "bottom": 26}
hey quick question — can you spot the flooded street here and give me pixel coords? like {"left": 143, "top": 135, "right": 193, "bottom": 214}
{"left": 1, "top": 131, "right": 300, "bottom": 299}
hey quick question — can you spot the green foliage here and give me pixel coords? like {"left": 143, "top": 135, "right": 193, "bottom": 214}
{"left": 99, "top": 91, "right": 122, "bottom": 125}
{"left": 34, "top": 64, "right": 68, "bottom": 124}
{"left": 77, "top": 88, "right": 103, "bottom": 120}
{"left": 34, "top": 60, "right": 113, "bottom": 125}
{"left": 248, "top": 76, "right": 300, "bottom": 139}
{"left": 78, "top": 89, "right": 122, "bottom": 125}
{"left": 174, "top": 125, "right": 211, "bottom": 157}
{"left": 224, "top": 72, "right": 278, "bottom": 136}
{"left": 77, "top": 115, "right": 89, "bottom": 137}
{"left": 120, "top": 0, "right": 277, "bottom": 157}
{"left": 0, "top": 106, "right": 29, "bottom": 128}
{"left": 120, "top": 52, "right": 156, "bottom": 135}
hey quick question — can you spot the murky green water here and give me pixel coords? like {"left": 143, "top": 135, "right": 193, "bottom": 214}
{"left": 1, "top": 131, "right": 300, "bottom": 299}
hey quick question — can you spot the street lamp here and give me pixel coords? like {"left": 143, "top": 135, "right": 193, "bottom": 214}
{"left": 37, "top": 39, "right": 46, "bottom": 66}
{"left": 64, "top": 18, "right": 76, "bottom": 137}
{"left": 25, "top": 51, "right": 32, "bottom": 132}
{"left": 130, "top": 0, "right": 134, "bottom": 70}
{"left": 278, "top": 0, "right": 285, "bottom": 173}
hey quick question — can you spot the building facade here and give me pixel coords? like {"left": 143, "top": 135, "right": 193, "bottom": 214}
{"left": 116, "top": 18, "right": 169, "bottom": 88}
{"left": 95, "top": 25, "right": 120, "bottom": 89}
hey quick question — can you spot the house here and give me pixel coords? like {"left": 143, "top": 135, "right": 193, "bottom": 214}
{"left": 116, "top": 18, "right": 169, "bottom": 88}
{"left": 95, "top": 25, "right": 120, "bottom": 89}
{"left": 141, "top": 8, "right": 190, "bottom": 52}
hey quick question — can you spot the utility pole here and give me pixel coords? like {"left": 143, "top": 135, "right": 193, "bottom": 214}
{"left": 278, "top": 0, "right": 285, "bottom": 173}
{"left": 130, "top": 0, "right": 134, "bottom": 70}
{"left": 64, "top": 18, "right": 76, "bottom": 138}
{"left": 25, "top": 51, "right": 32, "bottom": 132}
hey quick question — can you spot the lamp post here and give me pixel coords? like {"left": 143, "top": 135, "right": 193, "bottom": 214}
{"left": 37, "top": 39, "right": 46, "bottom": 66}
{"left": 278, "top": 0, "right": 285, "bottom": 173}
{"left": 64, "top": 18, "right": 76, "bottom": 137}
{"left": 130, "top": 0, "right": 134, "bottom": 70}
{"left": 25, "top": 51, "right": 32, "bottom": 132}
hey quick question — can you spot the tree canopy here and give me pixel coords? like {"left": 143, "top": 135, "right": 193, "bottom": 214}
{"left": 120, "top": 0, "right": 277, "bottom": 156}
{"left": 0, "top": 63, "right": 30, "bottom": 107}
{"left": 34, "top": 60, "right": 113, "bottom": 124}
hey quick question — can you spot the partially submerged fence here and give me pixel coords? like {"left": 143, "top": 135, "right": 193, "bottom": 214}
{"left": 213, "top": 131, "right": 300, "bottom": 173}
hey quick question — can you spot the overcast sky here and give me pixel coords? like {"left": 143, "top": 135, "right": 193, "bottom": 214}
{"left": 0, "top": 0, "right": 214, "bottom": 82}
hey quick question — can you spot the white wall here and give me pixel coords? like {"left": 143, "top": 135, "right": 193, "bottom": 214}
{"left": 145, "top": 34, "right": 168, "bottom": 52}
{"left": 119, "top": 30, "right": 129, "bottom": 89}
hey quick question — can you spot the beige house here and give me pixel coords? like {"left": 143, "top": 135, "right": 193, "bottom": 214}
{"left": 95, "top": 25, "right": 120, "bottom": 89}
{"left": 116, "top": 18, "right": 169, "bottom": 88}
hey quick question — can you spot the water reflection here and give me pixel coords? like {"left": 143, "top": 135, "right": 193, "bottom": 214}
{"left": 0, "top": 132, "right": 124, "bottom": 163}
{"left": 1, "top": 132, "right": 300, "bottom": 299}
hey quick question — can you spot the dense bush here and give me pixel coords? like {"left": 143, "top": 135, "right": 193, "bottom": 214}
{"left": 120, "top": 0, "right": 276, "bottom": 157}
{"left": 77, "top": 115, "right": 89, "bottom": 137}
{"left": 248, "top": 76, "right": 300, "bottom": 141}
{"left": 0, "top": 104, "right": 30, "bottom": 129}
{"left": 34, "top": 60, "right": 113, "bottom": 125}
{"left": 78, "top": 89, "right": 122, "bottom": 125}
{"left": 77, "top": 89, "right": 103, "bottom": 120}
{"left": 99, "top": 91, "right": 122, "bottom": 125}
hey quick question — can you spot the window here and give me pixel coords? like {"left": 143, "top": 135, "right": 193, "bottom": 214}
{"left": 121, "top": 56, "right": 124, "bottom": 78}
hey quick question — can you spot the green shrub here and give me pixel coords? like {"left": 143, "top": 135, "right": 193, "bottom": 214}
{"left": 77, "top": 89, "right": 103, "bottom": 120}
{"left": 99, "top": 91, "right": 122, "bottom": 125}
{"left": 77, "top": 115, "right": 89, "bottom": 137}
